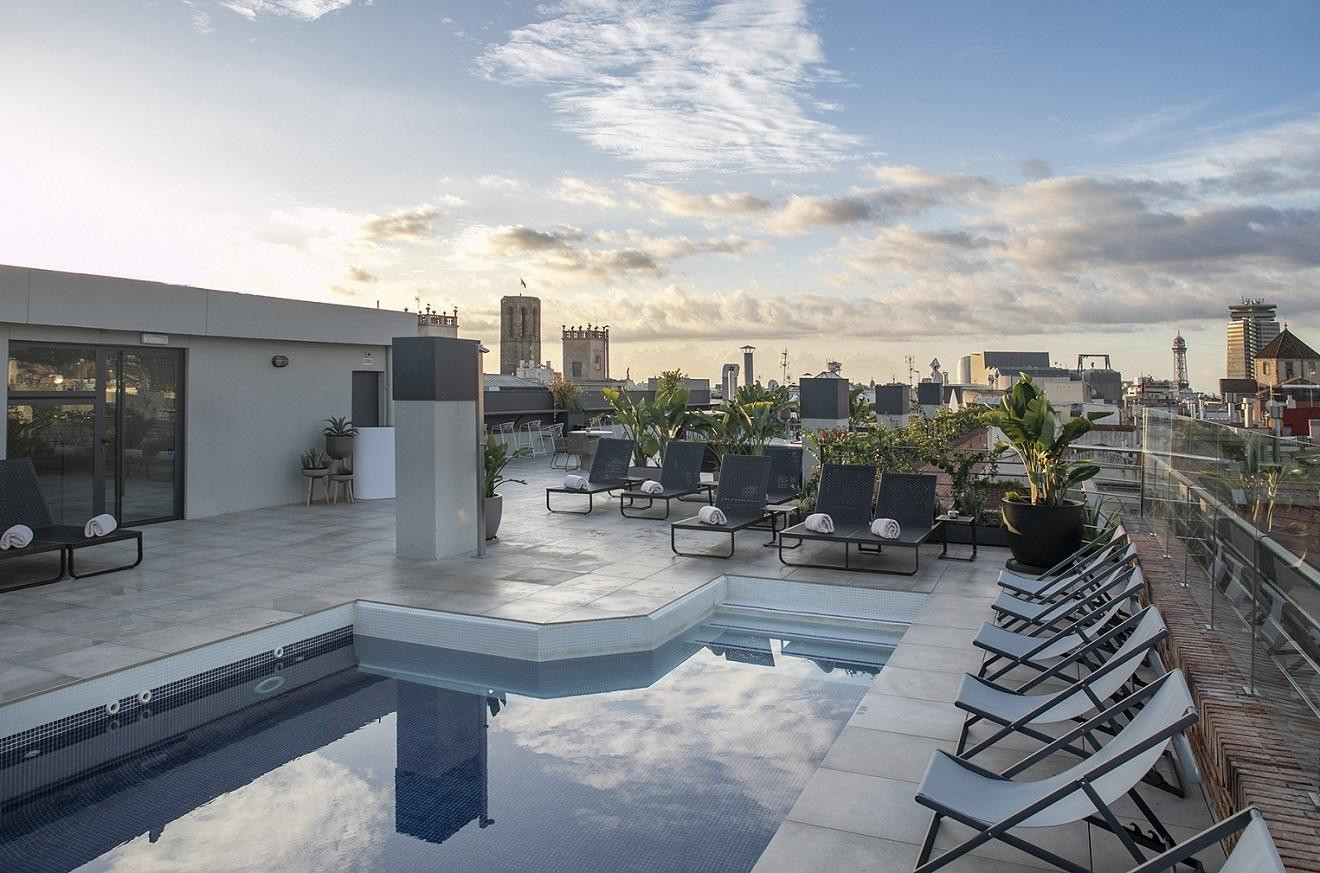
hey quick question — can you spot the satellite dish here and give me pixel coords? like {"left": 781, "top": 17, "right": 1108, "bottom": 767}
{"left": 768, "top": 379, "right": 779, "bottom": 390}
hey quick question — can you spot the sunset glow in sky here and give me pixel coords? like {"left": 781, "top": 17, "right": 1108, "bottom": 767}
{"left": 2, "top": 1, "right": 1319, "bottom": 389}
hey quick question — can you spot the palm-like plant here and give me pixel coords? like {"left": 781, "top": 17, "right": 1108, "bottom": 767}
{"left": 984, "top": 374, "right": 1108, "bottom": 506}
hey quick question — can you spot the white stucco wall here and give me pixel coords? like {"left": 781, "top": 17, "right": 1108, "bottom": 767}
{"left": 1, "top": 264, "right": 419, "bottom": 518}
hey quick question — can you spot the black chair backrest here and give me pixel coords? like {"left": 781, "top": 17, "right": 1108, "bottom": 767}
{"left": 714, "top": 454, "right": 771, "bottom": 517}
{"left": 0, "top": 458, "right": 55, "bottom": 529}
{"left": 764, "top": 445, "right": 804, "bottom": 501}
{"left": 659, "top": 440, "right": 705, "bottom": 490}
{"left": 588, "top": 438, "right": 635, "bottom": 483}
{"left": 875, "top": 472, "right": 936, "bottom": 530}
{"left": 815, "top": 464, "right": 877, "bottom": 526}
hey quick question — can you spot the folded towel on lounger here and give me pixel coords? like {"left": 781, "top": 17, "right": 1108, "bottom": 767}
{"left": 84, "top": 514, "right": 118, "bottom": 538}
{"left": 804, "top": 513, "right": 834, "bottom": 534}
{"left": 562, "top": 474, "right": 588, "bottom": 491}
{"left": 0, "top": 524, "right": 33, "bottom": 550}
{"left": 871, "top": 517, "right": 901, "bottom": 539}
{"left": 697, "top": 505, "right": 727, "bottom": 526}
{"left": 640, "top": 480, "right": 663, "bottom": 494}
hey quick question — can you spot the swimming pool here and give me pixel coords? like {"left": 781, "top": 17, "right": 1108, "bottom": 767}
{"left": 0, "top": 620, "right": 892, "bottom": 873}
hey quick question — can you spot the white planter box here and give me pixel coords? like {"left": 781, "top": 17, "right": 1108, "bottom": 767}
{"left": 355, "top": 426, "right": 395, "bottom": 499}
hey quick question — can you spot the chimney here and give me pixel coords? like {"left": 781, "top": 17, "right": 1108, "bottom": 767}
{"left": 740, "top": 345, "right": 756, "bottom": 387}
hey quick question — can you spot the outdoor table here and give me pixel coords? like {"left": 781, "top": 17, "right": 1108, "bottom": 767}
{"left": 937, "top": 512, "right": 977, "bottom": 561}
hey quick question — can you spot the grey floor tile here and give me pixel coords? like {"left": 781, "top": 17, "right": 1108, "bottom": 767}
{"left": 821, "top": 727, "right": 955, "bottom": 783}
{"left": 886, "top": 642, "right": 986, "bottom": 675}
{"left": 868, "top": 666, "right": 966, "bottom": 704}
{"left": 116, "top": 623, "right": 235, "bottom": 654}
{"left": 785, "top": 768, "right": 930, "bottom": 843}
{"left": 27, "top": 642, "right": 161, "bottom": 678}
{"left": 850, "top": 693, "right": 966, "bottom": 741}
{"left": 751, "top": 821, "right": 919, "bottom": 873}
{"left": 0, "top": 661, "right": 75, "bottom": 701}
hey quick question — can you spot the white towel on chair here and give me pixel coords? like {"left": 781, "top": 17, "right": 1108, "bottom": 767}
{"left": 697, "top": 505, "right": 727, "bottom": 526}
{"left": 0, "top": 524, "right": 33, "bottom": 550}
{"left": 640, "top": 480, "right": 663, "bottom": 494}
{"left": 84, "top": 514, "right": 118, "bottom": 537}
{"left": 562, "top": 474, "right": 588, "bottom": 491}
{"left": 871, "top": 517, "right": 901, "bottom": 539}
{"left": 804, "top": 513, "right": 834, "bottom": 534}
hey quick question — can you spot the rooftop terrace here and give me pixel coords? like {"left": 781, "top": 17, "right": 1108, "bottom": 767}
{"left": 0, "top": 453, "right": 1266, "bottom": 871}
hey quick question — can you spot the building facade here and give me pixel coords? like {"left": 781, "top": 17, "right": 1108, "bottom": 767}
{"left": 498, "top": 295, "right": 540, "bottom": 376}
{"left": 2, "top": 265, "right": 415, "bottom": 522}
{"left": 1226, "top": 299, "right": 1280, "bottom": 380}
{"left": 1253, "top": 327, "right": 1319, "bottom": 388}
{"left": 561, "top": 325, "right": 609, "bottom": 382}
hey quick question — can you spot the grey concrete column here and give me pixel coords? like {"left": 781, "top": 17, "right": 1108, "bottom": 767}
{"left": 393, "top": 336, "right": 482, "bottom": 560}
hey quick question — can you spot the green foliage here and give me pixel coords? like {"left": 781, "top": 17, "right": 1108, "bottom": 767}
{"left": 549, "top": 374, "right": 583, "bottom": 414}
{"left": 693, "top": 382, "right": 797, "bottom": 460}
{"left": 848, "top": 386, "right": 873, "bottom": 427}
{"left": 322, "top": 416, "right": 359, "bottom": 437}
{"left": 484, "top": 435, "right": 530, "bottom": 498}
{"left": 984, "top": 373, "right": 1109, "bottom": 506}
{"left": 603, "top": 373, "right": 702, "bottom": 465}
{"left": 300, "top": 446, "right": 329, "bottom": 469}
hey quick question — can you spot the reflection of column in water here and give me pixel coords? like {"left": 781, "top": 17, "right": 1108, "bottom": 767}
{"left": 394, "top": 683, "right": 494, "bottom": 844}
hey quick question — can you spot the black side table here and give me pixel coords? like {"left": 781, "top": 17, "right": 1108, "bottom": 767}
{"left": 938, "top": 514, "right": 977, "bottom": 562}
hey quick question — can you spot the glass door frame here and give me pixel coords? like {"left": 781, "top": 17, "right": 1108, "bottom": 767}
{"left": 6, "top": 340, "right": 186, "bottom": 524}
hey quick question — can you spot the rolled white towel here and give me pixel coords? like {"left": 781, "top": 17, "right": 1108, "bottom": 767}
{"left": 871, "top": 517, "right": 901, "bottom": 539}
{"left": 804, "top": 512, "right": 834, "bottom": 534}
{"left": 0, "top": 524, "right": 34, "bottom": 550}
{"left": 84, "top": 514, "right": 118, "bottom": 537}
{"left": 562, "top": 474, "right": 588, "bottom": 491}
{"left": 697, "top": 505, "right": 728, "bottom": 526}
{"left": 640, "top": 479, "right": 663, "bottom": 495}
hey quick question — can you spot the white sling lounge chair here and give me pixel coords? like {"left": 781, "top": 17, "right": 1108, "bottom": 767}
{"left": 957, "top": 607, "right": 1168, "bottom": 758}
{"left": 976, "top": 567, "right": 1146, "bottom": 680}
{"left": 993, "top": 560, "right": 1140, "bottom": 632}
{"left": 1125, "top": 806, "right": 1284, "bottom": 873}
{"left": 913, "top": 670, "right": 1198, "bottom": 873}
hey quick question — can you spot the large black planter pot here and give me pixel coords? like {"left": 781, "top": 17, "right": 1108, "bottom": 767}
{"left": 1001, "top": 499, "right": 1084, "bottom": 570}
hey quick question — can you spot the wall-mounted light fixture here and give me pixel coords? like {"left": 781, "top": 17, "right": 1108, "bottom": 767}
{"left": 271, "top": 355, "right": 290, "bottom": 368}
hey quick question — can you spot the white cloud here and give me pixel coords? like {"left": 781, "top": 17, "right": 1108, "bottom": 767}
{"left": 218, "top": 0, "right": 357, "bottom": 22}
{"left": 476, "top": 0, "right": 862, "bottom": 173}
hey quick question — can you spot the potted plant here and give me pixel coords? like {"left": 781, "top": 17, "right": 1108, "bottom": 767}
{"left": 549, "top": 374, "right": 585, "bottom": 430}
{"left": 484, "top": 435, "right": 529, "bottom": 540}
{"left": 323, "top": 416, "right": 358, "bottom": 460}
{"left": 300, "top": 446, "right": 329, "bottom": 472}
{"left": 986, "top": 374, "right": 1108, "bottom": 568}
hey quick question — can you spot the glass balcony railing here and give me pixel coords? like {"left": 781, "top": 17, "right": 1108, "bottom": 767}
{"left": 1138, "top": 408, "right": 1319, "bottom": 797}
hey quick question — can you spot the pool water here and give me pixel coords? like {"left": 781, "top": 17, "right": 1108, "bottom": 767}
{"left": 0, "top": 626, "right": 886, "bottom": 873}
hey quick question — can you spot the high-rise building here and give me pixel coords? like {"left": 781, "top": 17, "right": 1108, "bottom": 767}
{"left": 562, "top": 324, "right": 609, "bottom": 382}
{"left": 499, "top": 295, "right": 541, "bottom": 376}
{"left": 1226, "top": 299, "right": 1279, "bottom": 380}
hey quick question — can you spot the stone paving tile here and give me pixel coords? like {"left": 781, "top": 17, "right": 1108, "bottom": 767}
{"left": 27, "top": 642, "right": 161, "bottom": 678}
{"left": 0, "top": 661, "right": 75, "bottom": 701}
{"left": 868, "top": 665, "right": 966, "bottom": 704}
{"left": 849, "top": 692, "right": 966, "bottom": 741}
{"left": 751, "top": 822, "right": 920, "bottom": 873}
{"left": 784, "top": 768, "right": 932, "bottom": 844}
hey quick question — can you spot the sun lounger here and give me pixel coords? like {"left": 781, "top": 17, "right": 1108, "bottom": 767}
{"left": 670, "top": 454, "right": 771, "bottom": 559}
{"left": 545, "top": 438, "right": 640, "bottom": 514}
{"left": 618, "top": 440, "right": 711, "bottom": 519}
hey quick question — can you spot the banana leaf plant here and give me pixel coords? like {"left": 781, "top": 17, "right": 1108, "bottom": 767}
{"left": 984, "top": 374, "right": 1109, "bottom": 506}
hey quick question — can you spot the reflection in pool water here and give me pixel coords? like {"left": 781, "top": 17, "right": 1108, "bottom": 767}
{"left": 0, "top": 630, "right": 885, "bottom": 873}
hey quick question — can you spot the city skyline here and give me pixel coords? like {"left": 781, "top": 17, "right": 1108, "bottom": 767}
{"left": 2, "top": 0, "right": 1319, "bottom": 390}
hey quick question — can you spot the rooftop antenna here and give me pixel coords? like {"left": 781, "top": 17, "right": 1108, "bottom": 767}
{"left": 905, "top": 354, "right": 917, "bottom": 385}
{"left": 780, "top": 348, "right": 790, "bottom": 384}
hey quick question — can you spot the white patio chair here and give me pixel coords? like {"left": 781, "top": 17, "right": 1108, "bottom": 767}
{"left": 914, "top": 670, "right": 1200, "bottom": 873}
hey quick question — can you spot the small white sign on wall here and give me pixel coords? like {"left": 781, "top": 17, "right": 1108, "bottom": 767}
{"left": 141, "top": 333, "right": 169, "bottom": 345}
{"left": 362, "top": 351, "right": 374, "bottom": 366}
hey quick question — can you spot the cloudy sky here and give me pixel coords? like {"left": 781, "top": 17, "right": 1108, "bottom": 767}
{"left": 2, "top": 0, "right": 1318, "bottom": 390}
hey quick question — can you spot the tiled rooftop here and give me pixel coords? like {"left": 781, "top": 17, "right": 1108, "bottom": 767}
{"left": 2, "top": 456, "right": 966, "bottom": 701}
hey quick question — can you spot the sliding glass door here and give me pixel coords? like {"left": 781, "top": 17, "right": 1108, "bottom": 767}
{"left": 6, "top": 342, "right": 184, "bottom": 524}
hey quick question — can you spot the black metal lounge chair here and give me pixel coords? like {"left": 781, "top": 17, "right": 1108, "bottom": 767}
{"left": 778, "top": 470, "right": 937, "bottom": 575}
{"left": 775, "top": 463, "right": 875, "bottom": 564}
{"left": 670, "top": 453, "right": 771, "bottom": 559}
{"left": 0, "top": 458, "right": 144, "bottom": 587}
{"left": 545, "top": 437, "right": 640, "bottom": 514}
{"left": 618, "top": 440, "right": 712, "bottom": 519}
{"left": 763, "top": 445, "right": 804, "bottom": 505}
